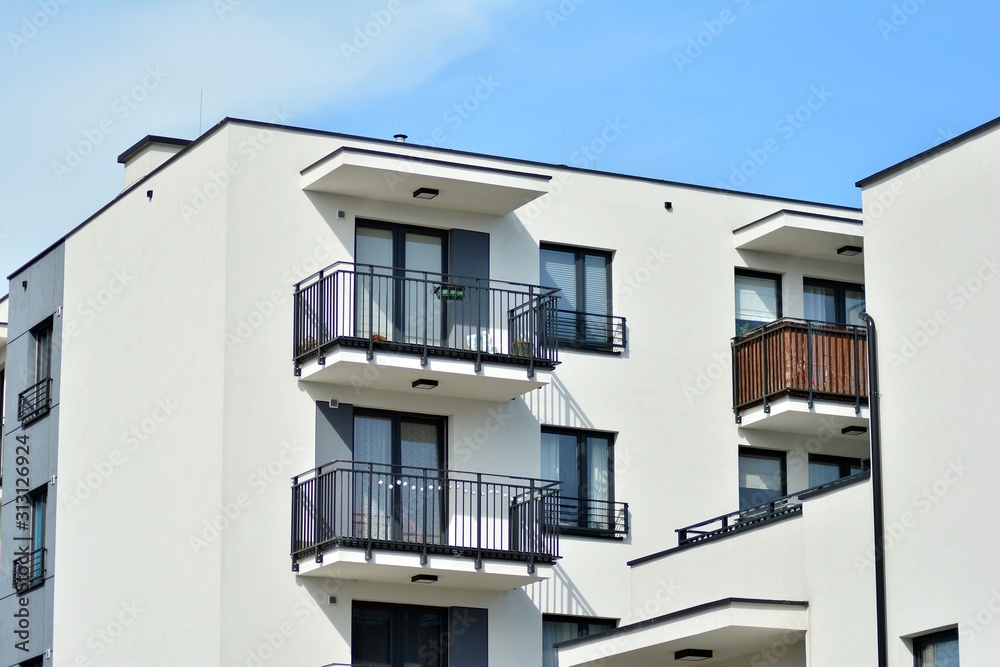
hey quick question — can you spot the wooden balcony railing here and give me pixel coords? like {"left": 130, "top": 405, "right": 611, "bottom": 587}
{"left": 732, "top": 318, "right": 868, "bottom": 422}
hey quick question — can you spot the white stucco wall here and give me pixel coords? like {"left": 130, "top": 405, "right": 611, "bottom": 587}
{"left": 861, "top": 121, "right": 1000, "bottom": 666}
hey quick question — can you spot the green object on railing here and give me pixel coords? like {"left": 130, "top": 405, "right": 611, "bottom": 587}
{"left": 434, "top": 285, "right": 466, "bottom": 300}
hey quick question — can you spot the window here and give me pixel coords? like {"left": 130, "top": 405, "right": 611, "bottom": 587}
{"left": 542, "top": 615, "right": 616, "bottom": 667}
{"left": 808, "top": 454, "right": 865, "bottom": 486}
{"left": 738, "top": 447, "right": 786, "bottom": 510}
{"left": 33, "top": 319, "right": 53, "bottom": 382}
{"left": 14, "top": 487, "right": 46, "bottom": 592}
{"left": 541, "top": 427, "right": 615, "bottom": 534}
{"left": 19, "top": 658, "right": 43, "bottom": 667}
{"left": 803, "top": 278, "right": 865, "bottom": 325}
{"left": 355, "top": 220, "right": 447, "bottom": 345}
{"left": 735, "top": 270, "right": 781, "bottom": 336}
{"left": 540, "top": 244, "right": 613, "bottom": 349}
{"left": 914, "top": 629, "right": 959, "bottom": 667}
{"left": 353, "top": 409, "right": 445, "bottom": 544}
{"left": 353, "top": 602, "right": 448, "bottom": 667}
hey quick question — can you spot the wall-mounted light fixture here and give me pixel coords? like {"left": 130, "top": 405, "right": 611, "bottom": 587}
{"left": 842, "top": 425, "right": 868, "bottom": 436}
{"left": 413, "top": 187, "right": 439, "bottom": 200}
{"left": 837, "top": 245, "right": 863, "bottom": 256}
{"left": 674, "top": 648, "right": 713, "bottom": 661}
{"left": 411, "top": 574, "right": 438, "bottom": 584}
{"left": 412, "top": 379, "right": 439, "bottom": 390}
{"left": 664, "top": 201, "right": 673, "bottom": 211}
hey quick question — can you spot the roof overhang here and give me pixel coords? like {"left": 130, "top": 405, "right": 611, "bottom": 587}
{"left": 557, "top": 598, "right": 808, "bottom": 666}
{"left": 301, "top": 147, "right": 551, "bottom": 216}
{"left": 733, "top": 209, "right": 863, "bottom": 264}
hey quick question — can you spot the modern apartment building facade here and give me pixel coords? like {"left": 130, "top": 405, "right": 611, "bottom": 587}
{"left": 0, "top": 115, "right": 992, "bottom": 666}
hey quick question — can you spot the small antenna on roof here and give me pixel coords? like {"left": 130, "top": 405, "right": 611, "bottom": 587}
{"left": 199, "top": 90, "right": 204, "bottom": 135}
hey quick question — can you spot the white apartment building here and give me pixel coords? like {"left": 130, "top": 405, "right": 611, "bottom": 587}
{"left": 0, "top": 115, "right": 992, "bottom": 666}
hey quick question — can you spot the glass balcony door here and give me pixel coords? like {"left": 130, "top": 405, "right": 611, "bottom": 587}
{"left": 355, "top": 221, "right": 445, "bottom": 347}
{"left": 353, "top": 410, "right": 445, "bottom": 545}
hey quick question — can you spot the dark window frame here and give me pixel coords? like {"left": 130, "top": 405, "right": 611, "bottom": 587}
{"left": 352, "top": 407, "right": 447, "bottom": 471}
{"left": 913, "top": 628, "right": 959, "bottom": 667}
{"left": 738, "top": 446, "right": 787, "bottom": 510}
{"left": 541, "top": 426, "right": 617, "bottom": 537}
{"left": 32, "top": 318, "right": 54, "bottom": 384}
{"left": 352, "top": 600, "right": 449, "bottom": 667}
{"left": 540, "top": 242, "right": 616, "bottom": 352}
{"left": 543, "top": 614, "right": 617, "bottom": 667}
{"left": 803, "top": 277, "right": 865, "bottom": 325}
{"left": 808, "top": 453, "right": 866, "bottom": 485}
{"left": 355, "top": 218, "right": 450, "bottom": 274}
{"left": 735, "top": 268, "right": 783, "bottom": 336}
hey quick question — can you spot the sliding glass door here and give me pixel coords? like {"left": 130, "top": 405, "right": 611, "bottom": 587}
{"left": 355, "top": 221, "right": 446, "bottom": 346}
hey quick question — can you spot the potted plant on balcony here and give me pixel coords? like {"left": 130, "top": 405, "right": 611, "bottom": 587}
{"left": 511, "top": 339, "right": 532, "bottom": 357}
{"left": 371, "top": 333, "right": 387, "bottom": 342}
{"left": 297, "top": 336, "right": 318, "bottom": 356}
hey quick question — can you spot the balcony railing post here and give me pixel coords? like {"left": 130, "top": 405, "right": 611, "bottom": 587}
{"left": 732, "top": 338, "right": 741, "bottom": 423}
{"left": 317, "top": 270, "right": 326, "bottom": 365}
{"left": 366, "top": 265, "right": 375, "bottom": 361}
{"left": 761, "top": 327, "right": 770, "bottom": 414}
{"left": 475, "top": 473, "right": 483, "bottom": 570}
{"left": 365, "top": 462, "right": 374, "bottom": 561}
{"left": 527, "top": 477, "right": 537, "bottom": 575}
{"left": 527, "top": 286, "right": 536, "bottom": 379}
{"left": 806, "top": 321, "right": 815, "bottom": 409}
{"left": 475, "top": 279, "right": 483, "bottom": 372}
{"left": 421, "top": 467, "right": 429, "bottom": 565}
{"left": 854, "top": 325, "right": 862, "bottom": 414}
{"left": 421, "top": 271, "right": 429, "bottom": 367}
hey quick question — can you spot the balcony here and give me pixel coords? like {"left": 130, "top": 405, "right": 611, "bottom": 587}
{"left": 673, "top": 470, "right": 870, "bottom": 549}
{"left": 18, "top": 377, "right": 52, "bottom": 425}
{"left": 555, "top": 309, "right": 627, "bottom": 353}
{"left": 12, "top": 548, "right": 46, "bottom": 593}
{"left": 293, "top": 263, "right": 561, "bottom": 401}
{"left": 551, "top": 496, "right": 629, "bottom": 539}
{"left": 291, "top": 461, "right": 561, "bottom": 590}
{"left": 732, "top": 318, "right": 869, "bottom": 432}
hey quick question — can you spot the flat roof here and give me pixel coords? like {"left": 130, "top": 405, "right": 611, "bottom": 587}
{"left": 117, "top": 135, "right": 192, "bottom": 164}
{"left": 10, "top": 117, "right": 861, "bottom": 279}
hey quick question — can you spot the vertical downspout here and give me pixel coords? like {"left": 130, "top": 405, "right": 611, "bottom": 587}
{"left": 860, "top": 311, "right": 887, "bottom": 667}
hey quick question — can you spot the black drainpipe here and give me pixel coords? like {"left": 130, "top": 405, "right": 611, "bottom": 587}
{"left": 860, "top": 311, "right": 887, "bottom": 667}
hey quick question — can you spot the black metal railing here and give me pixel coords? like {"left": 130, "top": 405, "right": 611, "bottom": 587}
{"left": 12, "top": 548, "right": 46, "bottom": 592}
{"left": 555, "top": 310, "right": 627, "bottom": 352}
{"left": 732, "top": 318, "right": 868, "bottom": 421}
{"left": 17, "top": 378, "right": 52, "bottom": 424}
{"left": 550, "top": 496, "right": 629, "bottom": 538}
{"left": 293, "top": 262, "right": 561, "bottom": 376}
{"left": 292, "top": 461, "right": 561, "bottom": 573}
{"left": 676, "top": 470, "right": 871, "bottom": 546}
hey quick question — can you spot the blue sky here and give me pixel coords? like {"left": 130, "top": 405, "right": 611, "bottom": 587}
{"left": 2, "top": 0, "right": 999, "bottom": 279}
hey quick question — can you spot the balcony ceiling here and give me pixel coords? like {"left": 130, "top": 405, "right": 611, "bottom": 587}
{"left": 738, "top": 397, "right": 869, "bottom": 435}
{"left": 558, "top": 599, "right": 808, "bottom": 667}
{"left": 296, "top": 547, "right": 552, "bottom": 591}
{"left": 733, "top": 209, "right": 863, "bottom": 264}
{"left": 301, "top": 147, "right": 551, "bottom": 216}
{"left": 297, "top": 346, "right": 550, "bottom": 402}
